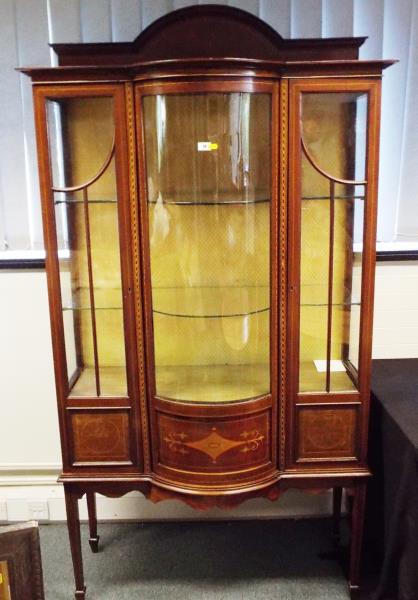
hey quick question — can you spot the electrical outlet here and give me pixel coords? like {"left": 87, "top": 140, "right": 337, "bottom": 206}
{"left": 0, "top": 501, "right": 8, "bottom": 522}
{"left": 28, "top": 501, "right": 49, "bottom": 522}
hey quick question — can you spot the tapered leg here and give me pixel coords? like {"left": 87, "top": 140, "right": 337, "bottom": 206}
{"left": 64, "top": 487, "right": 86, "bottom": 600}
{"left": 332, "top": 486, "right": 343, "bottom": 545}
{"left": 349, "top": 483, "right": 367, "bottom": 591}
{"left": 86, "top": 492, "right": 100, "bottom": 553}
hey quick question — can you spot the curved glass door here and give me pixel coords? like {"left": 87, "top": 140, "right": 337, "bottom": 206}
{"left": 142, "top": 92, "right": 271, "bottom": 403}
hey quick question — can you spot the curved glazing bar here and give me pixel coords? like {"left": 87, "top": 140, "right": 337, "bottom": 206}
{"left": 301, "top": 137, "right": 367, "bottom": 186}
{"left": 51, "top": 140, "right": 115, "bottom": 193}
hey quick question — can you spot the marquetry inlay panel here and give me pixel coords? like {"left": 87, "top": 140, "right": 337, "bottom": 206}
{"left": 296, "top": 406, "right": 358, "bottom": 461}
{"left": 71, "top": 412, "right": 131, "bottom": 463}
{"left": 157, "top": 411, "right": 270, "bottom": 472}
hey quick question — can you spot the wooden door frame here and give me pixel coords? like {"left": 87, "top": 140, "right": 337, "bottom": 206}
{"left": 286, "top": 77, "right": 382, "bottom": 469}
{"left": 32, "top": 83, "right": 143, "bottom": 473}
{"left": 134, "top": 77, "right": 281, "bottom": 480}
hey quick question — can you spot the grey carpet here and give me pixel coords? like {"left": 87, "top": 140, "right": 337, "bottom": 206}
{"left": 40, "top": 519, "right": 351, "bottom": 599}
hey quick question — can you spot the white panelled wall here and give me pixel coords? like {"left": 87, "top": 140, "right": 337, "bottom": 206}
{"left": 1, "top": 1, "right": 418, "bottom": 522}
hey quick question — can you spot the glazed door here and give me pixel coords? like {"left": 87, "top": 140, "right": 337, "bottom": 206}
{"left": 288, "top": 79, "right": 381, "bottom": 467}
{"left": 136, "top": 81, "right": 279, "bottom": 485}
{"left": 34, "top": 85, "right": 141, "bottom": 471}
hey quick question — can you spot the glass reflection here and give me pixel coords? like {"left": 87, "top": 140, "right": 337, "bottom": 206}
{"left": 143, "top": 93, "right": 271, "bottom": 403}
{"left": 47, "top": 97, "right": 127, "bottom": 397}
{"left": 299, "top": 92, "right": 367, "bottom": 393}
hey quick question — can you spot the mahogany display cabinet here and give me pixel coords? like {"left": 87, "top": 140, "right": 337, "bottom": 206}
{"left": 21, "top": 5, "right": 394, "bottom": 598}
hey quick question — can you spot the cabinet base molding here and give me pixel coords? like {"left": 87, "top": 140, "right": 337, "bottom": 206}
{"left": 59, "top": 470, "right": 370, "bottom": 508}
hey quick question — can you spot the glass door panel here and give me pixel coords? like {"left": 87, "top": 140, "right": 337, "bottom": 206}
{"left": 47, "top": 96, "right": 127, "bottom": 397}
{"left": 142, "top": 93, "right": 271, "bottom": 403}
{"left": 299, "top": 92, "right": 367, "bottom": 392}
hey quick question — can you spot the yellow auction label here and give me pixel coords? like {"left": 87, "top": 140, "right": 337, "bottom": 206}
{"left": 197, "top": 141, "right": 218, "bottom": 151}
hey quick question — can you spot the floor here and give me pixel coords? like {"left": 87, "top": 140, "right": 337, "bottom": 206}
{"left": 40, "top": 518, "right": 355, "bottom": 599}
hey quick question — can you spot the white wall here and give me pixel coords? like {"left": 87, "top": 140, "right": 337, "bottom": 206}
{"left": 373, "top": 262, "right": 418, "bottom": 358}
{"left": 1, "top": 263, "right": 417, "bottom": 522}
{"left": 0, "top": 271, "right": 60, "bottom": 467}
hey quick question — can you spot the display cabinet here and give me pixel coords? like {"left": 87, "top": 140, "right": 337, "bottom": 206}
{"left": 21, "top": 5, "right": 394, "bottom": 598}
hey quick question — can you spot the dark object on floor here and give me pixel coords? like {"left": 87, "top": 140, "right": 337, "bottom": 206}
{"left": 0, "top": 521, "right": 45, "bottom": 600}
{"left": 366, "top": 359, "right": 418, "bottom": 600}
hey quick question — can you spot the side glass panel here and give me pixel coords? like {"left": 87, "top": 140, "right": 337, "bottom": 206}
{"left": 47, "top": 97, "right": 127, "bottom": 397}
{"left": 299, "top": 92, "right": 367, "bottom": 392}
{"left": 143, "top": 93, "right": 271, "bottom": 403}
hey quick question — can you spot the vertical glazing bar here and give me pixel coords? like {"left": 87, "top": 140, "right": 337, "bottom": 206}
{"left": 83, "top": 187, "right": 101, "bottom": 397}
{"left": 326, "top": 180, "right": 335, "bottom": 392}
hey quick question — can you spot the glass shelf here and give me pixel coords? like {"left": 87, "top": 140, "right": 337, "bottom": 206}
{"left": 301, "top": 301, "right": 360, "bottom": 307}
{"left": 62, "top": 287, "right": 122, "bottom": 311}
{"left": 61, "top": 285, "right": 359, "bottom": 315}
{"left": 54, "top": 196, "right": 117, "bottom": 205}
{"left": 146, "top": 194, "right": 366, "bottom": 206}
{"left": 300, "top": 283, "right": 360, "bottom": 306}
{"left": 302, "top": 195, "right": 365, "bottom": 201}
{"left": 54, "top": 193, "right": 366, "bottom": 206}
{"left": 299, "top": 360, "right": 356, "bottom": 392}
{"left": 70, "top": 366, "right": 127, "bottom": 397}
{"left": 148, "top": 198, "right": 269, "bottom": 206}
{"left": 155, "top": 363, "right": 270, "bottom": 403}
{"left": 152, "top": 286, "right": 269, "bottom": 318}
{"left": 147, "top": 189, "right": 270, "bottom": 206}
{"left": 70, "top": 363, "right": 272, "bottom": 402}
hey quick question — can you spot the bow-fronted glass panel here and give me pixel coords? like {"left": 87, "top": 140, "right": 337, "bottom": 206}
{"left": 143, "top": 93, "right": 271, "bottom": 403}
